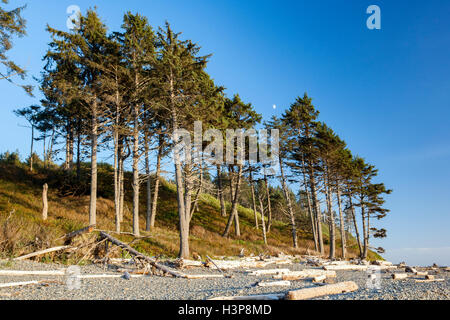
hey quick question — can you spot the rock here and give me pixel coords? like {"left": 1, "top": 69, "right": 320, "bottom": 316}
{"left": 122, "top": 271, "right": 131, "bottom": 280}
{"left": 405, "top": 266, "right": 417, "bottom": 273}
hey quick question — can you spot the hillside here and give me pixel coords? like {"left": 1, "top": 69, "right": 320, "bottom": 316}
{"left": 0, "top": 158, "right": 380, "bottom": 262}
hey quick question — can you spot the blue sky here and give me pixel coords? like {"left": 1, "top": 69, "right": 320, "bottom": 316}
{"left": 1, "top": 0, "right": 449, "bottom": 266}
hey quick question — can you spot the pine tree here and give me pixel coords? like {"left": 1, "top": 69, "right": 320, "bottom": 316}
{"left": 0, "top": 0, "right": 32, "bottom": 94}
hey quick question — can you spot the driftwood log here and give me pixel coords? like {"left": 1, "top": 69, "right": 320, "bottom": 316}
{"left": 209, "top": 293, "right": 285, "bottom": 300}
{"left": 13, "top": 246, "right": 74, "bottom": 261}
{"left": 63, "top": 225, "right": 96, "bottom": 244}
{"left": 42, "top": 183, "right": 48, "bottom": 220}
{"left": 323, "top": 265, "right": 368, "bottom": 271}
{"left": 247, "top": 268, "right": 291, "bottom": 276}
{"left": 274, "top": 270, "right": 336, "bottom": 280}
{"left": 99, "top": 232, "right": 185, "bottom": 278}
{"left": 257, "top": 280, "right": 291, "bottom": 287}
{"left": 415, "top": 278, "right": 445, "bottom": 283}
{"left": 391, "top": 273, "right": 408, "bottom": 280}
{"left": 0, "top": 280, "right": 41, "bottom": 289}
{"left": 0, "top": 270, "right": 66, "bottom": 276}
{"left": 286, "top": 281, "right": 358, "bottom": 300}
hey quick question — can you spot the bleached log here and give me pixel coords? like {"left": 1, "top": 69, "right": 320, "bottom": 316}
{"left": 425, "top": 274, "right": 435, "bottom": 280}
{"left": 323, "top": 265, "right": 368, "bottom": 271}
{"left": 415, "top": 271, "right": 428, "bottom": 276}
{"left": 78, "top": 274, "right": 144, "bottom": 279}
{"left": 391, "top": 273, "right": 408, "bottom": 280}
{"left": 0, "top": 270, "right": 66, "bottom": 276}
{"left": 42, "top": 183, "right": 48, "bottom": 220}
{"left": 184, "top": 274, "right": 226, "bottom": 279}
{"left": 176, "top": 259, "right": 205, "bottom": 268}
{"left": 209, "top": 293, "right": 285, "bottom": 300}
{"left": 273, "top": 270, "right": 337, "bottom": 280}
{"left": 415, "top": 279, "right": 445, "bottom": 283}
{"left": 286, "top": 281, "right": 358, "bottom": 300}
{"left": 322, "top": 261, "right": 351, "bottom": 266}
{"left": 13, "top": 246, "right": 74, "bottom": 261}
{"left": 247, "top": 268, "right": 291, "bottom": 276}
{"left": 257, "top": 280, "right": 291, "bottom": 287}
{"left": 0, "top": 280, "right": 40, "bottom": 289}
{"left": 205, "top": 260, "right": 274, "bottom": 270}
{"left": 312, "top": 275, "right": 327, "bottom": 283}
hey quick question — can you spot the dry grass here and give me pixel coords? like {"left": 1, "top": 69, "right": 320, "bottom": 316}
{"left": 0, "top": 163, "right": 381, "bottom": 262}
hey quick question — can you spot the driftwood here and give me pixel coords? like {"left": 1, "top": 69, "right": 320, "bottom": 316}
{"left": 257, "top": 280, "right": 290, "bottom": 287}
{"left": 205, "top": 260, "right": 274, "bottom": 270}
{"left": 13, "top": 246, "right": 74, "bottom": 261}
{"left": 286, "top": 281, "right": 358, "bottom": 300}
{"left": 0, "top": 280, "right": 41, "bottom": 289}
{"left": 415, "top": 278, "right": 445, "bottom": 283}
{"left": 0, "top": 270, "right": 66, "bottom": 276}
{"left": 425, "top": 274, "right": 435, "bottom": 280}
{"left": 391, "top": 273, "right": 408, "bottom": 280}
{"left": 209, "top": 293, "right": 285, "bottom": 301}
{"left": 99, "top": 232, "right": 184, "bottom": 278}
{"left": 415, "top": 271, "right": 428, "bottom": 276}
{"left": 312, "top": 275, "right": 327, "bottom": 283}
{"left": 63, "top": 225, "right": 96, "bottom": 244}
{"left": 274, "top": 270, "right": 337, "bottom": 280}
{"left": 247, "top": 268, "right": 291, "bottom": 276}
{"left": 184, "top": 274, "right": 227, "bottom": 279}
{"left": 42, "top": 184, "right": 48, "bottom": 220}
{"left": 323, "top": 265, "right": 368, "bottom": 271}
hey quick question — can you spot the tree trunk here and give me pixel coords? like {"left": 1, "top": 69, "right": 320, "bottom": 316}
{"left": 89, "top": 99, "right": 98, "bottom": 226}
{"left": 310, "top": 170, "right": 324, "bottom": 254}
{"left": 132, "top": 103, "right": 140, "bottom": 237}
{"left": 30, "top": 125, "right": 34, "bottom": 172}
{"left": 264, "top": 172, "right": 273, "bottom": 233}
{"left": 279, "top": 157, "right": 298, "bottom": 248}
{"left": 149, "top": 139, "right": 162, "bottom": 229}
{"left": 145, "top": 134, "right": 152, "bottom": 232}
{"left": 301, "top": 156, "right": 318, "bottom": 251}
{"left": 348, "top": 196, "right": 363, "bottom": 257}
{"left": 114, "top": 127, "right": 120, "bottom": 233}
{"left": 325, "top": 177, "right": 335, "bottom": 260}
{"left": 361, "top": 200, "right": 368, "bottom": 259}
{"left": 216, "top": 165, "right": 226, "bottom": 217}
{"left": 42, "top": 183, "right": 48, "bottom": 220}
{"left": 336, "top": 186, "right": 346, "bottom": 259}
{"left": 223, "top": 165, "right": 243, "bottom": 237}
{"left": 258, "top": 195, "right": 267, "bottom": 245}
{"left": 250, "top": 171, "right": 259, "bottom": 229}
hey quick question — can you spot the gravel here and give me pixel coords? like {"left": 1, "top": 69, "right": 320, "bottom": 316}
{"left": 0, "top": 259, "right": 449, "bottom": 300}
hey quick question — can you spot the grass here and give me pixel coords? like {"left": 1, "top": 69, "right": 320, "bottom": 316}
{"left": 0, "top": 161, "right": 380, "bottom": 262}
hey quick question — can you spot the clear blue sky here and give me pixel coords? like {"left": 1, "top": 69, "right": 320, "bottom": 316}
{"left": 1, "top": 0, "right": 449, "bottom": 266}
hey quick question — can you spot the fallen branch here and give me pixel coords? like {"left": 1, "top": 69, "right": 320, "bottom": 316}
{"left": 99, "top": 232, "right": 184, "bottom": 278}
{"left": 286, "top": 281, "right": 359, "bottom": 300}
{"left": 62, "top": 225, "right": 95, "bottom": 244}
{"left": 13, "top": 246, "right": 74, "bottom": 261}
